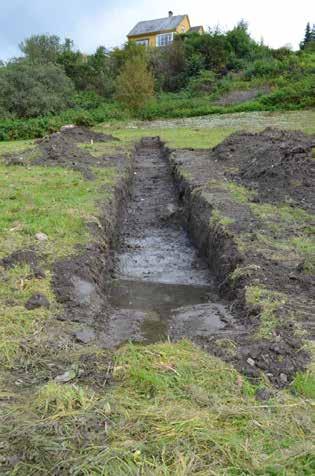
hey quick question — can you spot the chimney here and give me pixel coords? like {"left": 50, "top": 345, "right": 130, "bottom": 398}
{"left": 168, "top": 11, "right": 173, "bottom": 17}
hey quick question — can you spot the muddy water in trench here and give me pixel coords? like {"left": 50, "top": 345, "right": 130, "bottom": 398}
{"left": 105, "top": 137, "right": 233, "bottom": 348}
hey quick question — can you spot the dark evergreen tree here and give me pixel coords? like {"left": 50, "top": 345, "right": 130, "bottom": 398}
{"left": 300, "top": 22, "right": 311, "bottom": 49}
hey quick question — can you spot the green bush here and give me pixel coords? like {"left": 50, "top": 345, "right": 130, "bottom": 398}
{"left": 0, "top": 62, "right": 74, "bottom": 118}
{"left": 0, "top": 102, "right": 130, "bottom": 141}
{"left": 187, "top": 70, "right": 218, "bottom": 95}
{"left": 115, "top": 56, "right": 155, "bottom": 113}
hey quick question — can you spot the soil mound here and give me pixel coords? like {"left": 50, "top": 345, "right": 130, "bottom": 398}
{"left": 212, "top": 128, "right": 315, "bottom": 209}
{"left": 33, "top": 126, "right": 119, "bottom": 179}
{"left": 0, "top": 249, "right": 39, "bottom": 270}
{"left": 4, "top": 126, "right": 120, "bottom": 179}
{"left": 49, "top": 125, "right": 117, "bottom": 143}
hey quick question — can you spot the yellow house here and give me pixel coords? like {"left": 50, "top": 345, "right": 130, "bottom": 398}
{"left": 127, "top": 11, "right": 204, "bottom": 47}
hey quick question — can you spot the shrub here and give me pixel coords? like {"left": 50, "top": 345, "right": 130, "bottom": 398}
{"left": 115, "top": 56, "right": 155, "bottom": 113}
{"left": 187, "top": 70, "right": 218, "bottom": 95}
{"left": 0, "top": 62, "right": 74, "bottom": 118}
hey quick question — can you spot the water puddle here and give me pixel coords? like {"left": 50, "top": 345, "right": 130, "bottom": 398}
{"left": 109, "top": 278, "right": 226, "bottom": 344}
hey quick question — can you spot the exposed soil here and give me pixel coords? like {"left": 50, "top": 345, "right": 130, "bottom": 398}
{"left": 213, "top": 127, "right": 315, "bottom": 209}
{"left": 104, "top": 137, "right": 237, "bottom": 347}
{"left": 4, "top": 126, "right": 121, "bottom": 179}
{"left": 170, "top": 128, "right": 314, "bottom": 386}
{"left": 213, "top": 86, "right": 271, "bottom": 106}
{"left": 0, "top": 249, "right": 39, "bottom": 271}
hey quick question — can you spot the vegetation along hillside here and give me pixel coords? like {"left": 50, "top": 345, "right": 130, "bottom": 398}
{"left": 0, "top": 20, "right": 314, "bottom": 140}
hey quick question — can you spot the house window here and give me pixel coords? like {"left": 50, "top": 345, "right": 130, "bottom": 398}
{"left": 156, "top": 32, "right": 174, "bottom": 47}
{"left": 136, "top": 39, "right": 149, "bottom": 46}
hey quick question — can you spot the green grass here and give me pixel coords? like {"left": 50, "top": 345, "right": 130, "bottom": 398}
{"left": 0, "top": 264, "right": 56, "bottom": 367}
{"left": 4, "top": 341, "right": 314, "bottom": 475}
{"left": 0, "top": 157, "right": 120, "bottom": 367}
{"left": 245, "top": 286, "right": 287, "bottom": 338}
{"left": 93, "top": 126, "right": 236, "bottom": 150}
{"left": 226, "top": 182, "right": 257, "bottom": 204}
{"left": 292, "top": 369, "right": 315, "bottom": 399}
{"left": 0, "top": 139, "right": 35, "bottom": 157}
{"left": 208, "top": 179, "right": 315, "bottom": 275}
{"left": 0, "top": 164, "right": 117, "bottom": 260}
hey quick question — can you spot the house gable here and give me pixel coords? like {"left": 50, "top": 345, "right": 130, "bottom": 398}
{"left": 127, "top": 12, "right": 202, "bottom": 47}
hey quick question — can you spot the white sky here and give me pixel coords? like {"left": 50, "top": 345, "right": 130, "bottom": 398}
{"left": 1, "top": 0, "right": 314, "bottom": 59}
{"left": 79, "top": 0, "right": 314, "bottom": 51}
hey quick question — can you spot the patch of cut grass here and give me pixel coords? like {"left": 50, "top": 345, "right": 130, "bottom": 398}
{"left": 0, "top": 159, "right": 120, "bottom": 367}
{"left": 225, "top": 182, "right": 256, "bottom": 203}
{"left": 0, "top": 139, "right": 35, "bottom": 157}
{"left": 245, "top": 285, "right": 287, "bottom": 338}
{"left": 210, "top": 208, "right": 235, "bottom": 227}
{"left": 5, "top": 341, "right": 314, "bottom": 475}
{"left": 229, "top": 264, "right": 261, "bottom": 283}
{"left": 251, "top": 203, "right": 313, "bottom": 227}
{"left": 0, "top": 164, "right": 117, "bottom": 260}
{"left": 96, "top": 126, "right": 235, "bottom": 150}
{"left": 290, "top": 236, "right": 315, "bottom": 273}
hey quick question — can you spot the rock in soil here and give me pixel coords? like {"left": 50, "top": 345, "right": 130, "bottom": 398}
{"left": 25, "top": 293, "right": 50, "bottom": 310}
{"left": 74, "top": 328, "right": 96, "bottom": 344}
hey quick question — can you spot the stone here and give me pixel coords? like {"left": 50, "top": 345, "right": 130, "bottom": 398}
{"left": 55, "top": 369, "right": 76, "bottom": 383}
{"left": 33, "top": 267, "right": 46, "bottom": 279}
{"left": 74, "top": 328, "right": 96, "bottom": 344}
{"left": 35, "top": 232, "right": 48, "bottom": 241}
{"left": 255, "top": 387, "right": 273, "bottom": 401}
{"left": 280, "top": 373, "right": 288, "bottom": 384}
{"left": 247, "top": 357, "right": 255, "bottom": 367}
{"left": 161, "top": 203, "right": 178, "bottom": 221}
{"left": 60, "top": 124, "right": 76, "bottom": 132}
{"left": 25, "top": 293, "right": 50, "bottom": 310}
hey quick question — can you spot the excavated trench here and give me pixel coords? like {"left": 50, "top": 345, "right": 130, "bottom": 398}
{"left": 104, "top": 137, "right": 236, "bottom": 347}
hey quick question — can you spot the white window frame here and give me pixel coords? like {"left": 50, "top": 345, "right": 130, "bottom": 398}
{"left": 156, "top": 32, "right": 174, "bottom": 47}
{"left": 136, "top": 39, "right": 149, "bottom": 46}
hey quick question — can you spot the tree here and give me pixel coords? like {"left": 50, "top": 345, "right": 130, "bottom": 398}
{"left": 226, "top": 20, "right": 254, "bottom": 60}
{"left": 19, "top": 35, "right": 64, "bottom": 64}
{"left": 150, "top": 37, "right": 187, "bottom": 91}
{"left": 300, "top": 22, "right": 312, "bottom": 49}
{"left": 0, "top": 62, "right": 74, "bottom": 118}
{"left": 115, "top": 56, "right": 154, "bottom": 113}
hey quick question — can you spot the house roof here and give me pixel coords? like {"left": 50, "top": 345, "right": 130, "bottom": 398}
{"left": 128, "top": 14, "right": 187, "bottom": 37}
{"left": 189, "top": 26, "right": 204, "bottom": 33}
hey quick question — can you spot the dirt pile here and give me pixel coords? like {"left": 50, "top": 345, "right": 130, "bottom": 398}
{"left": 4, "top": 126, "right": 120, "bottom": 179}
{"left": 34, "top": 126, "right": 119, "bottom": 179}
{"left": 212, "top": 128, "right": 315, "bottom": 209}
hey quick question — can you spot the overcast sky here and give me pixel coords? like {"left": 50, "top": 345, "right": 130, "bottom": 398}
{"left": 0, "top": 0, "right": 314, "bottom": 60}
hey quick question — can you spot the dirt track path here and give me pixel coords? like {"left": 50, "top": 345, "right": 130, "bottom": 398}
{"left": 101, "top": 138, "right": 234, "bottom": 348}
